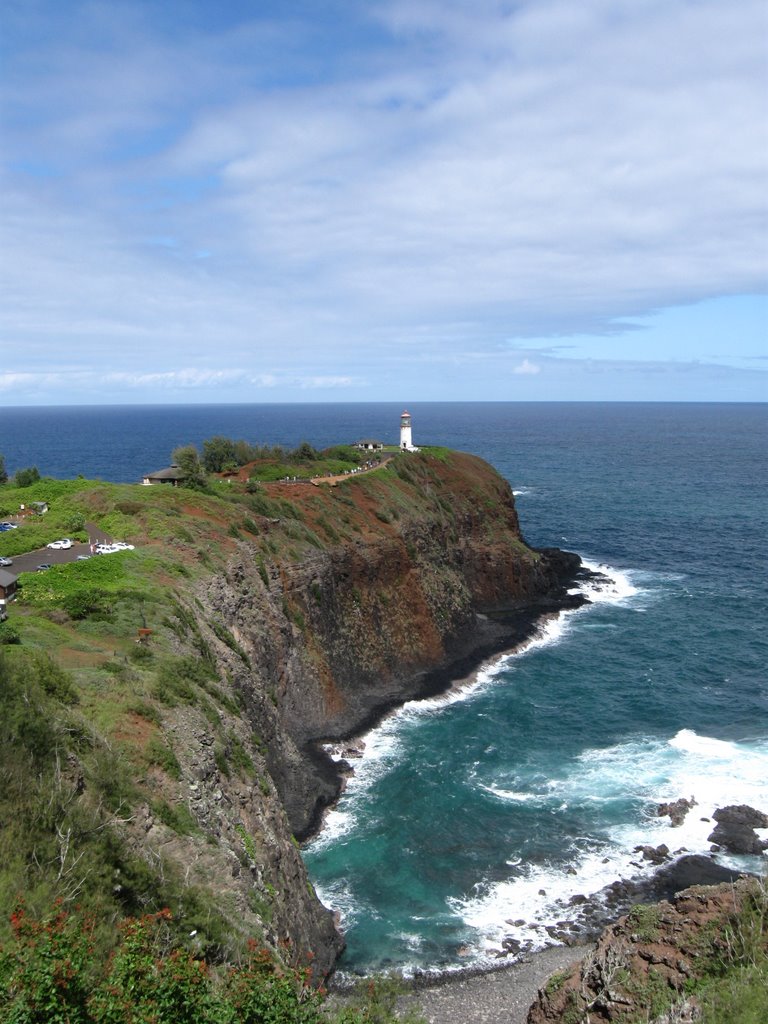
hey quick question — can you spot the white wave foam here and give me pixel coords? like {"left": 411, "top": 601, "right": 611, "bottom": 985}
{"left": 478, "top": 783, "right": 540, "bottom": 803}
{"left": 312, "top": 878, "right": 364, "bottom": 927}
{"left": 453, "top": 729, "right": 768, "bottom": 961}
{"left": 669, "top": 728, "right": 737, "bottom": 758}
{"left": 579, "top": 559, "right": 639, "bottom": 605}
{"left": 309, "top": 555, "right": 643, "bottom": 852}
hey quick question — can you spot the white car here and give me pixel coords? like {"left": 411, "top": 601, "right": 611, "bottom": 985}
{"left": 0, "top": 556, "right": 13, "bottom": 567}
{"left": 47, "top": 538, "right": 73, "bottom": 550}
{"left": 94, "top": 541, "right": 135, "bottom": 554}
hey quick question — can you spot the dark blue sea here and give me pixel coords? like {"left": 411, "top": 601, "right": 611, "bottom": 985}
{"left": 1, "top": 403, "right": 766, "bottom": 974}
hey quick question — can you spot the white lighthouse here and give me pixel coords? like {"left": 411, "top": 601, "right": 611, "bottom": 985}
{"left": 400, "top": 410, "right": 418, "bottom": 451}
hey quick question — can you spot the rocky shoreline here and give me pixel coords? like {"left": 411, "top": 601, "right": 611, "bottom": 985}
{"left": 386, "top": 839, "right": 764, "bottom": 1024}
{"left": 445, "top": 798, "right": 764, "bottom": 969}
{"left": 303, "top": 550, "right": 597, "bottom": 841}
{"left": 325, "top": 800, "right": 764, "bottom": 1010}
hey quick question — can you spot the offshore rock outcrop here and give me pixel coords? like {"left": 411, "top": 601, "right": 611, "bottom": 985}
{"left": 707, "top": 804, "right": 768, "bottom": 855}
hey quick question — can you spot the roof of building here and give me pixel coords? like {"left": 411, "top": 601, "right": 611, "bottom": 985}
{"left": 143, "top": 465, "right": 186, "bottom": 481}
{"left": 354, "top": 438, "right": 384, "bottom": 446}
{"left": 0, "top": 569, "right": 18, "bottom": 587}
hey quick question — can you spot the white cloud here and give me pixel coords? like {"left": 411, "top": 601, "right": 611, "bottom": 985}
{"left": 0, "top": 0, "right": 766, "bottom": 402}
{"left": 296, "top": 376, "right": 359, "bottom": 389}
{"left": 513, "top": 359, "right": 541, "bottom": 375}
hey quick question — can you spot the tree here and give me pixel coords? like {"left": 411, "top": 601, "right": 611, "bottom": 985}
{"left": 202, "top": 436, "right": 237, "bottom": 473}
{"left": 0, "top": 454, "right": 7, "bottom": 485}
{"left": 233, "top": 439, "right": 258, "bottom": 467}
{"left": 289, "top": 442, "right": 318, "bottom": 463}
{"left": 13, "top": 466, "right": 40, "bottom": 488}
{"left": 171, "top": 446, "right": 206, "bottom": 489}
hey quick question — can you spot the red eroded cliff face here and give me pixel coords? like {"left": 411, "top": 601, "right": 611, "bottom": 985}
{"left": 195, "top": 450, "right": 583, "bottom": 839}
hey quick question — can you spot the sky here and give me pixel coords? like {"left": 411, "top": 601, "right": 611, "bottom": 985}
{"left": 1, "top": 0, "right": 766, "bottom": 405}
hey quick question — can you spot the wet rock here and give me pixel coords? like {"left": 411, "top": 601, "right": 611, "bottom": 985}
{"left": 651, "top": 854, "right": 744, "bottom": 896}
{"left": 634, "top": 843, "right": 670, "bottom": 864}
{"left": 707, "top": 804, "right": 768, "bottom": 855}
{"left": 657, "top": 796, "right": 696, "bottom": 827}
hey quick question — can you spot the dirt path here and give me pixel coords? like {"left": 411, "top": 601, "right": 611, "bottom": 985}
{"left": 311, "top": 453, "right": 395, "bottom": 487}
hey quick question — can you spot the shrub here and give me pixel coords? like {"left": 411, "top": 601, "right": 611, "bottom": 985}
{"left": 62, "top": 587, "right": 112, "bottom": 621}
{"left": 145, "top": 737, "right": 181, "bottom": 780}
{"left": 0, "top": 623, "right": 21, "bottom": 645}
{"left": 13, "top": 466, "right": 41, "bottom": 488}
{"left": 0, "top": 904, "right": 425, "bottom": 1023}
{"left": 202, "top": 436, "right": 237, "bottom": 473}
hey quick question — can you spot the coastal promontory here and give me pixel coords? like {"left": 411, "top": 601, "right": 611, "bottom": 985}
{"left": 0, "top": 445, "right": 583, "bottom": 989}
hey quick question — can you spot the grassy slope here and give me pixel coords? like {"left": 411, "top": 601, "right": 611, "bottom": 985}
{"left": 1, "top": 451, "right": 521, "bottom": 955}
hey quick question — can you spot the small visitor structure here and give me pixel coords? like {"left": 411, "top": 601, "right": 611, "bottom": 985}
{"left": 400, "top": 410, "right": 419, "bottom": 452}
{"left": 141, "top": 465, "right": 187, "bottom": 486}
{"left": 0, "top": 569, "right": 18, "bottom": 602}
{"left": 354, "top": 439, "right": 384, "bottom": 452}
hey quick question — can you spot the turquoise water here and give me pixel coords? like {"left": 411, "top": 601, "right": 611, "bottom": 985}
{"left": 302, "top": 403, "right": 768, "bottom": 975}
{"left": 3, "top": 401, "right": 766, "bottom": 974}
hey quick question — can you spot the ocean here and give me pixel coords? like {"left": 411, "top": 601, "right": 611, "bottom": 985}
{"left": 1, "top": 402, "right": 766, "bottom": 975}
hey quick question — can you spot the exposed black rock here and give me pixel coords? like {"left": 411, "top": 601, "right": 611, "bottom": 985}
{"left": 657, "top": 796, "right": 696, "bottom": 827}
{"left": 707, "top": 803, "right": 768, "bottom": 855}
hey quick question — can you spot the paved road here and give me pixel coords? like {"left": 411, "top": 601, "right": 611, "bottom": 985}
{"left": 1, "top": 521, "right": 114, "bottom": 575}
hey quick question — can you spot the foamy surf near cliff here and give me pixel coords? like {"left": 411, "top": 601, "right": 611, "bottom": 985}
{"left": 453, "top": 728, "right": 768, "bottom": 964}
{"left": 305, "top": 405, "right": 767, "bottom": 977}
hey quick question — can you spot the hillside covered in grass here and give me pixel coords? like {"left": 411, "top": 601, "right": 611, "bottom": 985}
{"left": 0, "top": 444, "right": 584, "bottom": 1018}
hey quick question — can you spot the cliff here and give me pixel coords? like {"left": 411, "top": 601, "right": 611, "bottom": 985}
{"left": 196, "top": 450, "right": 583, "bottom": 840}
{"left": 1, "top": 449, "right": 583, "bottom": 980}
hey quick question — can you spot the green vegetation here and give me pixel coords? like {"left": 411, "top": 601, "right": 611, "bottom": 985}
{"left": 0, "top": 647, "right": 227, "bottom": 958}
{"left": 0, "top": 441, "right": 526, "bottom": 1021}
{"left": 543, "top": 968, "right": 570, "bottom": 996}
{"left": 171, "top": 445, "right": 207, "bottom": 490}
{"left": 155, "top": 435, "right": 369, "bottom": 485}
{"left": 13, "top": 466, "right": 41, "bottom": 488}
{"left": 627, "top": 902, "right": 662, "bottom": 942}
{"left": 0, "top": 904, "right": 427, "bottom": 1023}
{"left": 694, "top": 878, "right": 768, "bottom": 1024}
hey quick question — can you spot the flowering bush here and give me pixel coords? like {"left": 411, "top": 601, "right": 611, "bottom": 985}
{"left": 0, "top": 905, "right": 325, "bottom": 1024}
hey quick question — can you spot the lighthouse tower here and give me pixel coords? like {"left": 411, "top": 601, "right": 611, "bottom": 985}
{"left": 400, "top": 410, "right": 417, "bottom": 451}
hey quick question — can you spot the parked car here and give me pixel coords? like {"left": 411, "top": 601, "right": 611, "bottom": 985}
{"left": 47, "top": 538, "right": 73, "bottom": 550}
{"left": 36, "top": 563, "right": 53, "bottom": 571}
{"left": 95, "top": 542, "right": 134, "bottom": 554}
{"left": 75, "top": 554, "right": 91, "bottom": 561}
{"left": 0, "top": 556, "right": 13, "bottom": 567}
